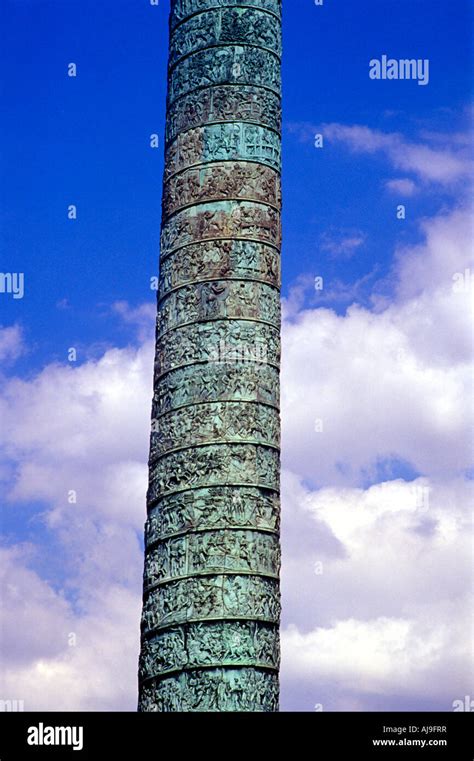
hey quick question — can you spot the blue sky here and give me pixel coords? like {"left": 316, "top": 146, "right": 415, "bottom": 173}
{"left": 2, "top": 0, "right": 472, "bottom": 370}
{"left": 1, "top": 0, "right": 473, "bottom": 712}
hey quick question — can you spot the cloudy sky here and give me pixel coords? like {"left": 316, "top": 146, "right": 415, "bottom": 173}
{"left": 1, "top": 0, "right": 473, "bottom": 711}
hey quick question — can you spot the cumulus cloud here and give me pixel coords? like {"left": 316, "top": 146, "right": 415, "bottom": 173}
{"left": 277, "top": 199, "right": 473, "bottom": 710}
{"left": 281, "top": 205, "right": 473, "bottom": 486}
{"left": 282, "top": 474, "right": 472, "bottom": 627}
{"left": 0, "top": 546, "right": 141, "bottom": 710}
{"left": 1, "top": 341, "right": 154, "bottom": 526}
{"left": 0, "top": 338, "right": 154, "bottom": 710}
{"left": 280, "top": 473, "right": 473, "bottom": 710}
{"left": 0, "top": 199, "right": 472, "bottom": 711}
{"left": 281, "top": 607, "right": 471, "bottom": 711}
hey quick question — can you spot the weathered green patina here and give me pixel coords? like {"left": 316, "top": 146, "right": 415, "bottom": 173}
{"left": 138, "top": 0, "right": 282, "bottom": 712}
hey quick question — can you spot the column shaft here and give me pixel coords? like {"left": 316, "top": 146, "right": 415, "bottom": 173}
{"left": 139, "top": 0, "right": 282, "bottom": 712}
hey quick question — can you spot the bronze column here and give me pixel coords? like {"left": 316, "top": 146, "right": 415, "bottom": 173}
{"left": 139, "top": 0, "right": 282, "bottom": 712}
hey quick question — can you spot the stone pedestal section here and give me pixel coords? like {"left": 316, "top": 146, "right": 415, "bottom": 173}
{"left": 138, "top": 0, "right": 282, "bottom": 712}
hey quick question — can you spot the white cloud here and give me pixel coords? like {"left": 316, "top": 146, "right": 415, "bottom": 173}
{"left": 110, "top": 301, "right": 156, "bottom": 342}
{"left": 0, "top": 325, "right": 24, "bottom": 363}
{"left": 282, "top": 475, "right": 472, "bottom": 624}
{"left": 280, "top": 473, "right": 473, "bottom": 710}
{"left": 0, "top": 547, "right": 141, "bottom": 711}
{"left": 281, "top": 206, "right": 473, "bottom": 486}
{"left": 287, "top": 121, "right": 473, "bottom": 186}
{"left": 0, "top": 200, "right": 472, "bottom": 712}
{"left": 320, "top": 230, "right": 366, "bottom": 259}
{"left": 277, "top": 202, "right": 473, "bottom": 709}
{"left": 0, "top": 340, "right": 152, "bottom": 710}
{"left": 321, "top": 123, "right": 472, "bottom": 185}
{"left": 385, "top": 178, "right": 417, "bottom": 196}
{"left": 281, "top": 609, "right": 470, "bottom": 709}
{"left": 1, "top": 342, "right": 154, "bottom": 528}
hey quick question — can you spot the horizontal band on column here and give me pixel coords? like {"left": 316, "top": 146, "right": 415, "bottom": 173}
{"left": 161, "top": 204, "right": 281, "bottom": 259}
{"left": 158, "top": 239, "right": 280, "bottom": 296}
{"left": 144, "top": 570, "right": 280, "bottom": 597}
{"left": 168, "top": 77, "right": 282, "bottom": 112}
{"left": 139, "top": 666, "right": 279, "bottom": 712}
{"left": 154, "top": 366, "right": 280, "bottom": 390}
{"left": 164, "top": 125, "right": 281, "bottom": 178}
{"left": 153, "top": 362, "right": 280, "bottom": 391}
{"left": 154, "top": 320, "right": 280, "bottom": 381}
{"left": 140, "top": 620, "right": 279, "bottom": 678}
{"left": 152, "top": 395, "right": 279, "bottom": 423}
{"left": 145, "top": 526, "right": 279, "bottom": 551}
{"left": 165, "top": 84, "right": 281, "bottom": 145}
{"left": 148, "top": 441, "right": 280, "bottom": 467}
{"left": 142, "top": 568, "right": 280, "bottom": 601}
{"left": 141, "top": 660, "right": 277, "bottom": 684}
{"left": 156, "top": 318, "right": 280, "bottom": 347}
{"left": 170, "top": 0, "right": 281, "bottom": 32}
{"left": 167, "top": 46, "right": 281, "bottom": 105}
{"left": 146, "top": 483, "right": 279, "bottom": 537}
{"left": 163, "top": 194, "right": 280, "bottom": 221}
{"left": 149, "top": 439, "right": 280, "bottom": 469}
{"left": 143, "top": 527, "right": 280, "bottom": 585}
{"left": 149, "top": 399, "right": 280, "bottom": 461}
{"left": 169, "top": 41, "right": 281, "bottom": 76}
{"left": 151, "top": 362, "right": 280, "bottom": 420}
{"left": 163, "top": 168, "right": 281, "bottom": 222}
{"left": 156, "top": 271, "right": 281, "bottom": 314}
{"left": 157, "top": 276, "right": 281, "bottom": 303}
{"left": 147, "top": 480, "right": 279, "bottom": 505}
{"left": 142, "top": 612, "right": 280, "bottom": 634}
{"left": 160, "top": 236, "right": 280, "bottom": 266}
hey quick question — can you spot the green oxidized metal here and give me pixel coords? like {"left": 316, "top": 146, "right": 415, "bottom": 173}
{"left": 138, "top": 0, "right": 282, "bottom": 712}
